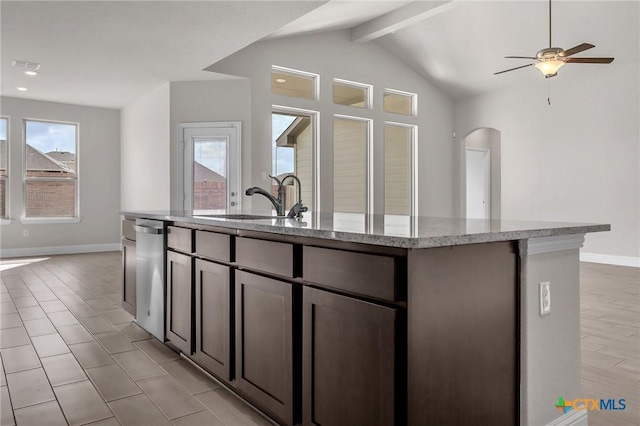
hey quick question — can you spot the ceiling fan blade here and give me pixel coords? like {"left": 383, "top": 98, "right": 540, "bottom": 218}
{"left": 559, "top": 43, "right": 595, "bottom": 57}
{"left": 494, "top": 63, "right": 534, "bottom": 75}
{"left": 565, "top": 57, "right": 614, "bottom": 64}
{"left": 505, "top": 56, "right": 537, "bottom": 59}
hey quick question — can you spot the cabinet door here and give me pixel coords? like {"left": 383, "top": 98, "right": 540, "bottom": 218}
{"left": 235, "top": 271, "right": 295, "bottom": 425}
{"left": 166, "top": 251, "right": 193, "bottom": 354}
{"left": 194, "top": 259, "right": 232, "bottom": 382}
{"left": 303, "top": 286, "right": 397, "bottom": 426}
{"left": 122, "top": 239, "right": 136, "bottom": 315}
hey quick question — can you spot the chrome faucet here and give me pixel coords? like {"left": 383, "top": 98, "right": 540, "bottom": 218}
{"left": 245, "top": 174, "right": 307, "bottom": 219}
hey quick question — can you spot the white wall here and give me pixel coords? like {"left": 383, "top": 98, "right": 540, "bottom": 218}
{"left": 120, "top": 83, "right": 170, "bottom": 211}
{"left": 169, "top": 80, "right": 252, "bottom": 210}
{"left": 454, "top": 57, "right": 640, "bottom": 261}
{"left": 208, "top": 30, "right": 455, "bottom": 216}
{"left": 0, "top": 97, "right": 121, "bottom": 255}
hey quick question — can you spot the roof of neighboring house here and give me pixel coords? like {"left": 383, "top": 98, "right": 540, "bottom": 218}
{"left": 194, "top": 161, "right": 225, "bottom": 183}
{"left": 27, "top": 145, "right": 75, "bottom": 173}
{"left": 46, "top": 151, "right": 75, "bottom": 163}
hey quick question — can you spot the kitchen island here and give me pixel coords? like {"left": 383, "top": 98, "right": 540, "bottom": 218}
{"left": 121, "top": 211, "right": 608, "bottom": 426}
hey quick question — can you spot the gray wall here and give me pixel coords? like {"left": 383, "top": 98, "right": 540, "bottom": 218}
{"left": 0, "top": 96, "right": 121, "bottom": 255}
{"left": 208, "top": 30, "right": 455, "bottom": 216}
{"left": 454, "top": 55, "right": 640, "bottom": 259}
{"left": 169, "top": 80, "right": 252, "bottom": 210}
{"left": 120, "top": 83, "right": 171, "bottom": 211}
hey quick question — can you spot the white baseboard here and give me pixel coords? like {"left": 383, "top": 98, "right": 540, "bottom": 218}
{"left": 0, "top": 243, "right": 121, "bottom": 259}
{"left": 546, "top": 409, "right": 588, "bottom": 426}
{"left": 581, "top": 252, "right": 640, "bottom": 268}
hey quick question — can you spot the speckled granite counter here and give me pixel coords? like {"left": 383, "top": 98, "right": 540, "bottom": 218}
{"left": 121, "top": 210, "right": 609, "bottom": 248}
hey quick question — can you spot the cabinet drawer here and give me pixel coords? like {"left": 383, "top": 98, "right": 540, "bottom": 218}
{"left": 122, "top": 219, "right": 136, "bottom": 241}
{"left": 303, "top": 246, "right": 398, "bottom": 302}
{"left": 167, "top": 226, "right": 193, "bottom": 253}
{"left": 236, "top": 237, "right": 294, "bottom": 278}
{"left": 195, "top": 230, "right": 231, "bottom": 262}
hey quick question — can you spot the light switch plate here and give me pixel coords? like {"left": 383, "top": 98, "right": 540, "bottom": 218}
{"left": 540, "top": 281, "right": 551, "bottom": 316}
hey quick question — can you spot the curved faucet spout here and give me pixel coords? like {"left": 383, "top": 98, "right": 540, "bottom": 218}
{"left": 245, "top": 187, "right": 282, "bottom": 214}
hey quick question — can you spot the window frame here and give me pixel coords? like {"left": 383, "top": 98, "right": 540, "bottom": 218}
{"left": 332, "top": 78, "right": 372, "bottom": 109}
{"left": 22, "top": 118, "right": 80, "bottom": 223}
{"left": 383, "top": 88, "right": 418, "bottom": 116}
{"left": 271, "top": 65, "right": 320, "bottom": 101}
{"left": 0, "top": 116, "right": 10, "bottom": 223}
{"left": 383, "top": 121, "right": 418, "bottom": 217}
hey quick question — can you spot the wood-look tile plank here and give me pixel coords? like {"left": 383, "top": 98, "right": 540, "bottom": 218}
{"left": 41, "top": 353, "right": 87, "bottom": 387}
{"left": 0, "top": 385, "right": 15, "bottom": 426}
{"left": 13, "top": 400, "right": 67, "bottom": 426}
{"left": 31, "top": 334, "right": 70, "bottom": 358}
{"left": 5, "top": 368, "right": 55, "bottom": 409}
{"left": 23, "top": 318, "right": 57, "bottom": 337}
{"left": 136, "top": 375, "right": 206, "bottom": 420}
{"left": 134, "top": 339, "right": 180, "bottom": 364}
{"left": 112, "top": 350, "right": 167, "bottom": 381}
{"left": 161, "top": 359, "right": 220, "bottom": 395}
{"left": 108, "top": 393, "right": 171, "bottom": 426}
{"left": 54, "top": 380, "right": 113, "bottom": 426}
{"left": 68, "top": 342, "right": 115, "bottom": 369}
{"left": 0, "top": 344, "right": 41, "bottom": 373}
{"left": 0, "top": 314, "right": 22, "bottom": 330}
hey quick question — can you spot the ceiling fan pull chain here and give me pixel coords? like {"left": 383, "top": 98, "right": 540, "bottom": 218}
{"left": 547, "top": 79, "right": 552, "bottom": 106}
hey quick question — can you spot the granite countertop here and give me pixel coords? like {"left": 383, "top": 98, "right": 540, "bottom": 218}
{"left": 121, "top": 210, "right": 610, "bottom": 249}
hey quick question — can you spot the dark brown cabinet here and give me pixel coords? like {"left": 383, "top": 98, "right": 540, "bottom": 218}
{"left": 166, "top": 250, "right": 193, "bottom": 355}
{"left": 193, "top": 259, "right": 233, "bottom": 382}
{"left": 121, "top": 220, "right": 137, "bottom": 316}
{"left": 303, "top": 286, "right": 398, "bottom": 426}
{"left": 235, "top": 270, "right": 297, "bottom": 425}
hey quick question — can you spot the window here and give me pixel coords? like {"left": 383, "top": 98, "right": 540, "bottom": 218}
{"left": 272, "top": 109, "right": 315, "bottom": 212}
{"left": 271, "top": 66, "right": 318, "bottom": 100}
{"left": 384, "top": 123, "right": 414, "bottom": 215}
{"left": 333, "top": 116, "right": 370, "bottom": 214}
{"left": 24, "top": 120, "right": 78, "bottom": 218}
{"left": 0, "top": 118, "right": 7, "bottom": 218}
{"left": 383, "top": 89, "right": 416, "bottom": 116}
{"left": 333, "top": 79, "right": 371, "bottom": 108}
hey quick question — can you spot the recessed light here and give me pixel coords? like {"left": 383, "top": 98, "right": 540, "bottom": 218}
{"left": 276, "top": 78, "right": 287, "bottom": 83}
{"left": 24, "top": 70, "right": 38, "bottom": 76}
{"left": 16, "top": 87, "right": 28, "bottom": 91}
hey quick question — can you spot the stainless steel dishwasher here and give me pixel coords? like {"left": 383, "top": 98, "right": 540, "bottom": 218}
{"left": 134, "top": 219, "right": 165, "bottom": 341}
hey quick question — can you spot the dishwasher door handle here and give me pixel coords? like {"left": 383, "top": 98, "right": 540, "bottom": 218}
{"left": 134, "top": 225, "right": 164, "bottom": 235}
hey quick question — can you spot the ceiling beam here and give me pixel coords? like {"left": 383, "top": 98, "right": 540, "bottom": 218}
{"left": 351, "top": 0, "right": 458, "bottom": 43}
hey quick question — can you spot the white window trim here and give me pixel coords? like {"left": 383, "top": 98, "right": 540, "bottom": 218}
{"left": 332, "top": 78, "right": 373, "bottom": 109}
{"left": 1, "top": 116, "right": 9, "bottom": 221}
{"left": 23, "top": 118, "right": 80, "bottom": 220}
{"left": 333, "top": 114, "right": 373, "bottom": 215}
{"left": 272, "top": 105, "right": 320, "bottom": 213}
{"left": 383, "top": 88, "right": 418, "bottom": 116}
{"left": 272, "top": 65, "right": 320, "bottom": 101}
{"left": 384, "top": 121, "right": 418, "bottom": 217}
{"left": 21, "top": 217, "right": 82, "bottom": 225}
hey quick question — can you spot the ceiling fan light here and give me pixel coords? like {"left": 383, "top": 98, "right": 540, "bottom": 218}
{"left": 535, "top": 60, "right": 565, "bottom": 77}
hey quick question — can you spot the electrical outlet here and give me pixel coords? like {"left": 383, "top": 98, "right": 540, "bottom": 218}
{"left": 23, "top": 229, "right": 29, "bottom": 237}
{"left": 540, "top": 282, "right": 551, "bottom": 316}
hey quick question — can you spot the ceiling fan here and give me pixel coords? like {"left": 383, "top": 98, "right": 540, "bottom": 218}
{"left": 495, "top": 0, "right": 614, "bottom": 78}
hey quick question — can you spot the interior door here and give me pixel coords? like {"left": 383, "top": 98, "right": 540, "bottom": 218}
{"left": 466, "top": 148, "right": 490, "bottom": 219}
{"left": 182, "top": 122, "right": 241, "bottom": 215}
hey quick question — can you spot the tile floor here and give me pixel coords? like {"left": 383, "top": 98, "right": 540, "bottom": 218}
{"left": 1, "top": 253, "right": 638, "bottom": 425}
{"left": 1, "top": 252, "right": 271, "bottom": 426}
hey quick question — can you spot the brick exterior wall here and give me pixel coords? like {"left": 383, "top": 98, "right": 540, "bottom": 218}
{"left": 26, "top": 180, "right": 75, "bottom": 217}
{"left": 194, "top": 182, "right": 226, "bottom": 210}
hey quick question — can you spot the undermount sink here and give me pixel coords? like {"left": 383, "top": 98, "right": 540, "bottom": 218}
{"left": 196, "top": 214, "right": 282, "bottom": 220}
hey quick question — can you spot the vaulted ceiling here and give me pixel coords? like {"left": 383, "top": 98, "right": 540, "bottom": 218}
{"left": 1, "top": 1, "right": 637, "bottom": 109}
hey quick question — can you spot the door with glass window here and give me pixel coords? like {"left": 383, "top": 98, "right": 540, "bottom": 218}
{"left": 182, "top": 123, "right": 241, "bottom": 215}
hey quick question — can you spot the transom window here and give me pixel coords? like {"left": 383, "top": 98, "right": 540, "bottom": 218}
{"left": 24, "top": 119, "right": 78, "bottom": 218}
{"left": 383, "top": 89, "right": 416, "bottom": 116}
{"left": 271, "top": 66, "right": 318, "bottom": 100}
